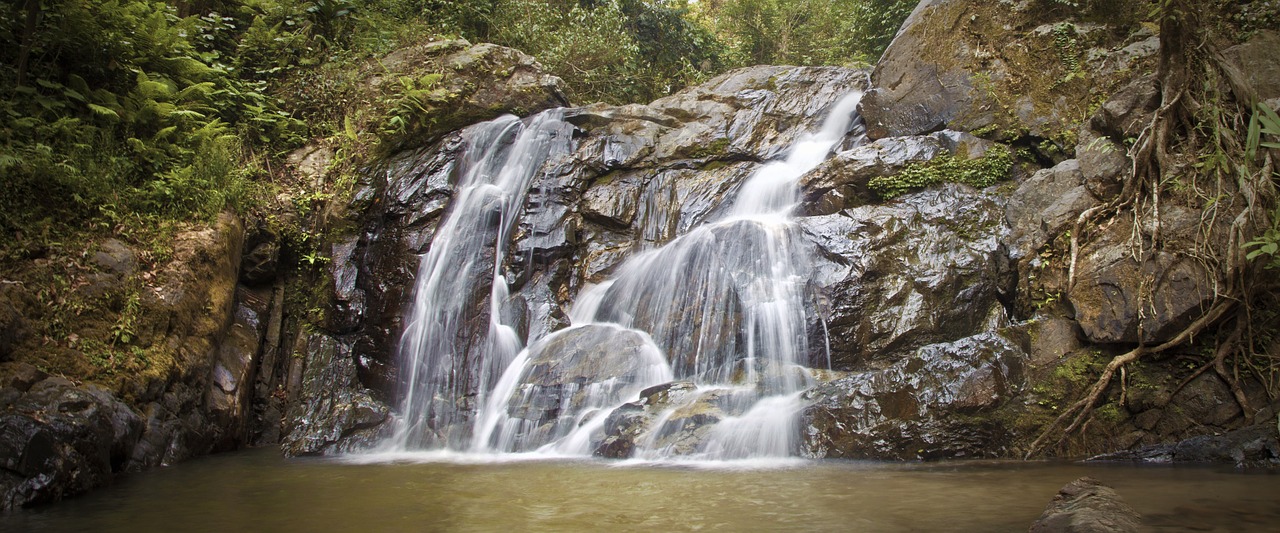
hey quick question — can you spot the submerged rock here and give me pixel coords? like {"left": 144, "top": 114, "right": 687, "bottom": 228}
{"left": 1029, "top": 477, "right": 1141, "bottom": 533}
{"left": 1089, "top": 423, "right": 1280, "bottom": 468}
{"left": 494, "top": 324, "right": 671, "bottom": 451}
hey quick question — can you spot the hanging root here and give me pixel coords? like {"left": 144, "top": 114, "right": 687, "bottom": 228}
{"left": 1028, "top": 0, "right": 1280, "bottom": 459}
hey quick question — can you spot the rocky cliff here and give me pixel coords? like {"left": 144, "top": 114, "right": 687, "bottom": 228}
{"left": 293, "top": 0, "right": 1279, "bottom": 462}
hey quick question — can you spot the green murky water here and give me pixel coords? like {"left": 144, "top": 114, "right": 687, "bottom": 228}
{"left": 3, "top": 448, "right": 1277, "bottom": 532}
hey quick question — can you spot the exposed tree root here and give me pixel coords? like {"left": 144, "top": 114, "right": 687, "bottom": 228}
{"left": 1026, "top": 300, "right": 1237, "bottom": 458}
{"left": 1028, "top": 0, "right": 1279, "bottom": 459}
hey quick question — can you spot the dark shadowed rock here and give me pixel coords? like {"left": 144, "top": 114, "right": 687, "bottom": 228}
{"left": 0, "top": 376, "right": 141, "bottom": 511}
{"left": 1090, "top": 422, "right": 1280, "bottom": 468}
{"left": 282, "top": 333, "right": 391, "bottom": 456}
{"left": 1029, "top": 477, "right": 1141, "bottom": 533}
{"left": 801, "top": 332, "right": 1028, "bottom": 460}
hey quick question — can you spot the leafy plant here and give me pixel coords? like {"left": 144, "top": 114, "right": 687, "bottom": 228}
{"left": 869, "top": 145, "right": 1014, "bottom": 199}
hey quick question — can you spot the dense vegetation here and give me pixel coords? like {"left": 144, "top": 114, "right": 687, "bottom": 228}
{"left": 0, "top": 0, "right": 913, "bottom": 264}
{"left": 0, "top": 0, "right": 915, "bottom": 386}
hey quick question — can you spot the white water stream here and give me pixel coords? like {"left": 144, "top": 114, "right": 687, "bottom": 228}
{"left": 389, "top": 91, "right": 864, "bottom": 460}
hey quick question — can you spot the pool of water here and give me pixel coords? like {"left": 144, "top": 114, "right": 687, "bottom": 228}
{"left": 3, "top": 448, "right": 1277, "bottom": 532}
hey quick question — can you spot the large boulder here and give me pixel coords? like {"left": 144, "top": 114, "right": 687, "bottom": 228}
{"left": 1066, "top": 211, "right": 1219, "bottom": 345}
{"left": 860, "top": 0, "right": 1158, "bottom": 149}
{"left": 490, "top": 324, "right": 672, "bottom": 452}
{"left": 0, "top": 369, "right": 141, "bottom": 510}
{"left": 801, "top": 331, "right": 1029, "bottom": 460}
{"left": 800, "top": 184, "right": 1012, "bottom": 369}
{"left": 364, "top": 39, "right": 569, "bottom": 152}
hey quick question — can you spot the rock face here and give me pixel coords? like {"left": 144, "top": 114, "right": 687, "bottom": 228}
{"left": 318, "top": 6, "right": 1280, "bottom": 463}
{"left": 860, "top": 0, "right": 1157, "bottom": 147}
{"left": 801, "top": 184, "right": 1012, "bottom": 370}
{"left": 332, "top": 65, "right": 871, "bottom": 447}
{"left": 282, "top": 334, "right": 390, "bottom": 456}
{"left": 1029, "top": 477, "right": 1142, "bottom": 533}
{"left": 0, "top": 213, "right": 271, "bottom": 510}
{"left": 801, "top": 332, "right": 1028, "bottom": 460}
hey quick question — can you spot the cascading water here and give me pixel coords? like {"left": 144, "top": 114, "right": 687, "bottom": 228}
{"left": 389, "top": 90, "right": 864, "bottom": 460}
{"left": 391, "top": 110, "right": 574, "bottom": 449}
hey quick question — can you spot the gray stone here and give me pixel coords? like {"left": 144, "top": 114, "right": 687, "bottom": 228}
{"left": 92, "top": 239, "right": 137, "bottom": 277}
{"left": 800, "top": 184, "right": 1011, "bottom": 369}
{"left": 282, "top": 333, "right": 391, "bottom": 456}
{"left": 1222, "top": 30, "right": 1280, "bottom": 104}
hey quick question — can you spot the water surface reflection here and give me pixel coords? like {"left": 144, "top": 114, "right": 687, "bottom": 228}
{"left": 4, "top": 448, "right": 1277, "bottom": 532}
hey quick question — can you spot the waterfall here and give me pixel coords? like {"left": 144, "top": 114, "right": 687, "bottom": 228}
{"left": 391, "top": 110, "right": 573, "bottom": 449}
{"left": 390, "top": 91, "right": 863, "bottom": 459}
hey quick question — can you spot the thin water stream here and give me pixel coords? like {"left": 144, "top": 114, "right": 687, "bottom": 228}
{"left": 3, "top": 448, "right": 1276, "bottom": 532}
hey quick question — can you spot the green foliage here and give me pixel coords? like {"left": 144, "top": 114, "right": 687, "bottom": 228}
{"left": 869, "top": 145, "right": 1014, "bottom": 200}
{"left": 0, "top": 0, "right": 311, "bottom": 246}
{"left": 699, "top": 0, "right": 915, "bottom": 67}
{"left": 1052, "top": 22, "right": 1084, "bottom": 85}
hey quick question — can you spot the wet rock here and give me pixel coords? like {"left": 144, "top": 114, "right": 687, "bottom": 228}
{"left": 801, "top": 332, "right": 1028, "bottom": 460}
{"left": 327, "top": 235, "right": 366, "bottom": 334}
{"left": 282, "top": 333, "right": 391, "bottom": 456}
{"left": 1089, "top": 423, "right": 1280, "bottom": 468}
{"left": 800, "top": 130, "right": 997, "bottom": 215}
{"left": 206, "top": 293, "right": 267, "bottom": 452}
{"left": 594, "top": 381, "right": 738, "bottom": 458}
{"left": 800, "top": 185, "right": 1011, "bottom": 369}
{"left": 0, "top": 377, "right": 142, "bottom": 511}
{"left": 648, "top": 66, "right": 866, "bottom": 161}
{"left": 1067, "top": 216, "right": 1217, "bottom": 344}
{"left": 1029, "top": 477, "right": 1141, "bottom": 533}
{"left": 498, "top": 325, "right": 671, "bottom": 448}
